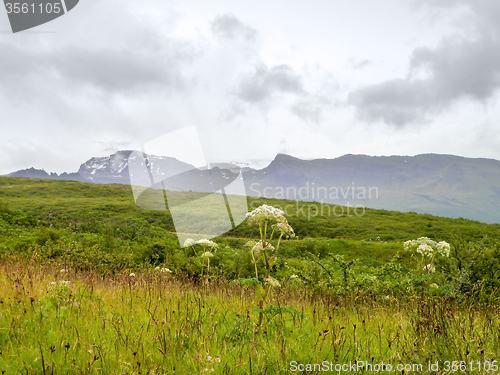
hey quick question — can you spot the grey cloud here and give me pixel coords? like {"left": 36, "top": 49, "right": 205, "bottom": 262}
{"left": 349, "top": 0, "right": 500, "bottom": 126}
{"left": 236, "top": 64, "right": 304, "bottom": 103}
{"left": 291, "top": 100, "right": 328, "bottom": 123}
{"left": 349, "top": 79, "right": 435, "bottom": 126}
{"left": 211, "top": 14, "right": 257, "bottom": 41}
{"left": 0, "top": 34, "right": 196, "bottom": 97}
{"left": 53, "top": 45, "right": 193, "bottom": 93}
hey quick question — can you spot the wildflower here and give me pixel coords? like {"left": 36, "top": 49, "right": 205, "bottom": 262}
{"left": 244, "top": 240, "right": 256, "bottom": 248}
{"left": 184, "top": 238, "right": 196, "bottom": 247}
{"left": 404, "top": 237, "right": 451, "bottom": 264}
{"left": 196, "top": 239, "right": 219, "bottom": 249}
{"left": 246, "top": 204, "right": 286, "bottom": 225}
{"left": 423, "top": 264, "right": 435, "bottom": 273}
{"left": 429, "top": 283, "right": 439, "bottom": 290}
{"left": 290, "top": 274, "right": 299, "bottom": 279}
{"left": 416, "top": 244, "right": 434, "bottom": 258}
{"left": 273, "top": 222, "right": 295, "bottom": 238}
{"left": 129, "top": 273, "right": 136, "bottom": 277}
{"left": 201, "top": 251, "right": 214, "bottom": 258}
{"left": 160, "top": 268, "right": 172, "bottom": 273}
{"left": 436, "top": 241, "right": 451, "bottom": 257}
{"left": 60, "top": 269, "right": 68, "bottom": 274}
{"left": 251, "top": 240, "right": 274, "bottom": 257}
{"left": 265, "top": 276, "right": 281, "bottom": 288}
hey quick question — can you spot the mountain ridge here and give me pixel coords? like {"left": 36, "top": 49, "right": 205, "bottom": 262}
{"left": 4, "top": 151, "right": 500, "bottom": 224}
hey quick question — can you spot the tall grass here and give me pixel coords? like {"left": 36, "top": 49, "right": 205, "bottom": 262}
{"left": 1, "top": 257, "right": 498, "bottom": 374}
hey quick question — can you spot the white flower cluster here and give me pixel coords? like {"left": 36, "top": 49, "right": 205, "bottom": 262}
{"left": 49, "top": 280, "right": 70, "bottom": 289}
{"left": 183, "top": 238, "right": 219, "bottom": 249}
{"left": 246, "top": 204, "right": 286, "bottom": 225}
{"left": 403, "top": 237, "right": 450, "bottom": 258}
{"left": 417, "top": 244, "right": 434, "bottom": 258}
{"left": 436, "top": 241, "right": 451, "bottom": 257}
{"left": 201, "top": 251, "right": 214, "bottom": 258}
{"left": 273, "top": 222, "right": 295, "bottom": 238}
{"left": 184, "top": 238, "right": 196, "bottom": 247}
{"left": 423, "top": 264, "right": 435, "bottom": 273}
{"left": 252, "top": 240, "right": 274, "bottom": 257}
{"left": 197, "top": 239, "right": 219, "bottom": 249}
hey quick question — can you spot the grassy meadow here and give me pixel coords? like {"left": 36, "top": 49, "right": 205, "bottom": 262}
{"left": 1, "top": 177, "right": 500, "bottom": 374}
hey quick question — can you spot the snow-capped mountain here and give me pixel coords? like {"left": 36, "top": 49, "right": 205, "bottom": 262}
{"left": 77, "top": 150, "right": 196, "bottom": 185}
{"left": 8, "top": 150, "right": 197, "bottom": 186}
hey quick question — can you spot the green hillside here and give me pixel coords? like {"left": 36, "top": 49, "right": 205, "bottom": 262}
{"left": 1, "top": 176, "right": 499, "bottom": 244}
{"left": 1, "top": 176, "right": 499, "bottom": 293}
{"left": 1, "top": 177, "right": 500, "bottom": 373}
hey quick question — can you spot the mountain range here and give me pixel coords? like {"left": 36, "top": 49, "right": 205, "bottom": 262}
{"left": 5, "top": 150, "right": 500, "bottom": 224}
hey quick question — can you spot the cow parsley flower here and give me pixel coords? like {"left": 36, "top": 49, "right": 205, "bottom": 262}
{"left": 423, "top": 264, "right": 435, "bottom": 273}
{"left": 251, "top": 240, "right": 274, "bottom": 257}
{"left": 246, "top": 204, "right": 286, "bottom": 225}
{"left": 436, "top": 241, "right": 451, "bottom": 257}
{"left": 416, "top": 244, "right": 434, "bottom": 258}
{"left": 196, "top": 239, "right": 219, "bottom": 249}
{"left": 273, "top": 222, "right": 295, "bottom": 238}
{"left": 184, "top": 238, "right": 196, "bottom": 247}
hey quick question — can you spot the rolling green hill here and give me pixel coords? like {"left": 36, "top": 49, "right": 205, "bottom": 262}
{"left": 1, "top": 176, "right": 499, "bottom": 244}
{"left": 1, "top": 176, "right": 499, "bottom": 277}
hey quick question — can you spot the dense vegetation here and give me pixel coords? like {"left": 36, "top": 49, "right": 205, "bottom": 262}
{"left": 1, "top": 177, "right": 500, "bottom": 373}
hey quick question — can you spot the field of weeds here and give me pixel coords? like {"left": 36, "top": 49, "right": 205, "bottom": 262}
{"left": 1, "top": 259, "right": 499, "bottom": 374}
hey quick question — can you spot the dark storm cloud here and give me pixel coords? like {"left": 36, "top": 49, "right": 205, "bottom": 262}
{"left": 349, "top": 0, "right": 500, "bottom": 126}
{"left": 236, "top": 63, "right": 304, "bottom": 103}
{"left": 211, "top": 14, "right": 257, "bottom": 41}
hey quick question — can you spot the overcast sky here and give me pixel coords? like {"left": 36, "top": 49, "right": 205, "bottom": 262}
{"left": 1, "top": 0, "right": 500, "bottom": 175}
